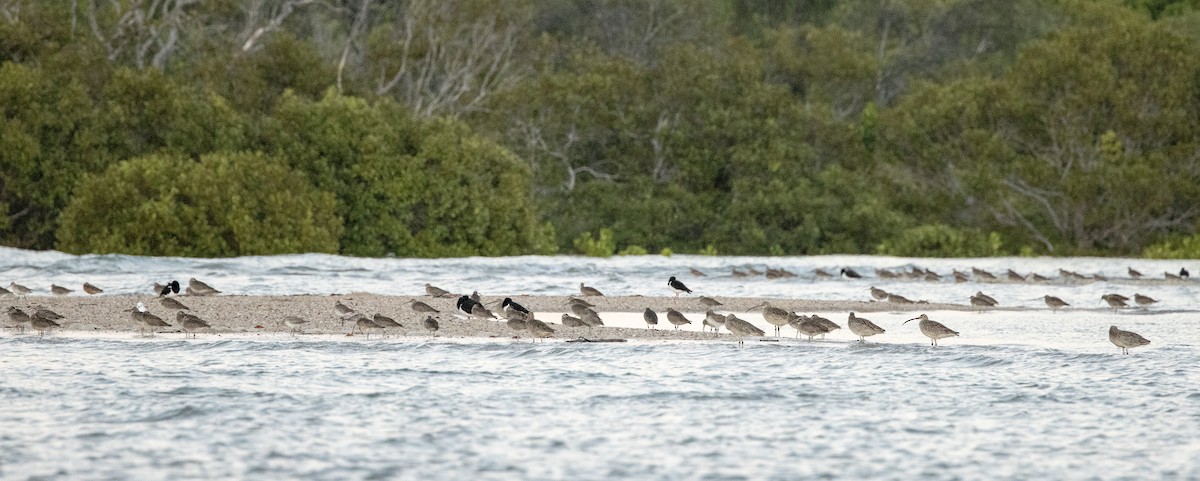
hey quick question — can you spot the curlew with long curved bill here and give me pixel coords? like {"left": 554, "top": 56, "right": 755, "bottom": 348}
{"left": 580, "top": 283, "right": 604, "bottom": 297}
{"left": 667, "top": 276, "right": 693, "bottom": 297}
{"left": 723, "top": 314, "right": 764, "bottom": 346}
{"left": 748, "top": 302, "right": 790, "bottom": 337}
{"left": 1133, "top": 294, "right": 1158, "bottom": 307}
{"left": 1109, "top": 325, "right": 1149, "bottom": 354}
{"left": 643, "top": 308, "right": 659, "bottom": 329}
{"left": 665, "top": 308, "right": 692, "bottom": 330}
{"left": 904, "top": 314, "right": 958, "bottom": 346}
{"left": 848, "top": 312, "right": 885, "bottom": 342}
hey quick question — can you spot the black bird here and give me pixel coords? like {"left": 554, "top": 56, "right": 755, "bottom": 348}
{"left": 1182, "top": 268, "right": 1190, "bottom": 278}
{"left": 667, "top": 276, "right": 693, "bottom": 297}
{"left": 158, "top": 280, "right": 181, "bottom": 297}
{"left": 840, "top": 268, "right": 862, "bottom": 279}
{"left": 501, "top": 297, "right": 530, "bottom": 315}
{"left": 457, "top": 295, "right": 481, "bottom": 316}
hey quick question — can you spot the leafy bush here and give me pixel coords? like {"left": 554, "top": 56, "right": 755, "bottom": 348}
{"left": 1144, "top": 234, "right": 1200, "bottom": 259}
{"left": 573, "top": 228, "right": 616, "bottom": 257}
{"left": 57, "top": 152, "right": 342, "bottom": 256}
{"left": 618, "top": 245, "right": 648, "bottom": 255}
{"left": 875, "top": 224, "right": 1005, "bottom": 258}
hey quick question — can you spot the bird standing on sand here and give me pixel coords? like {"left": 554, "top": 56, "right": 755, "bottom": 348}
{"left": 665, "top": 308, "right": 692, "bottom": 330}
{"left": 354, "top": 316, "right": 384, "bottom": 339}
{"left": 422, "top": 316, "right": 439, "bottom": 335}
{"left": 30, "top": 311, "right": 62, "bottom": 337}
{"left": 372, "top": 314, "right": 403, "bottom": 337}
{"left": 1128, "top": 267, "right": 1143, "bottom": 279}
{"left": 1133, "top": 294, "right": 1158, "bottom": 307}
{"left": 580, "top": 308, "right": 604, "bottom": 328}
{"left": 158, "top": 280, "right": 181, "bottom": 297}
{"left": 526, "top": 318, "right": 555, "bottom": 341}
{"left": 501, "top": 298, "right": 531, "bottom": 318}
{"left": 887, "top": 293, "right": 914, "bottom": 304}
{"left": 704, "top": 310, "right": 726, "bottom": 333}
{"left": 869, "top": 287, "right": 889, "bottom": 301}
{"left": 131, "top": 302, "right": 170, "bottom": 336}
{"left": 1109, "top": 325, "right": 1150, "bottom": 355}
{"left": 506, "top": 315, "right": 528, "bottom": 334}
{"left": 456, "top": 295, "right": 480, "bottom": 316}
{"left": 561, "top": 313, "right": 587, "bottom": 328}
{"left": 334, "top": 300, "right": 357, "bottom": 325}
{"left": 425, "top": 283, "right": 452, "bottom": 298}
{"left": 409, "top": 299, "right": 439, "bottom": 314}
{"left": 0, "top": 285, "right": 9, "bottom": 297}
{"left": 82, "top": 282, "right": 103, "bottom": 295}
{"left": 904, "top": 314, "right": 959, "bottom": 346}
{"left": 51, "top": 284, "right": 72, "bottom": 295}
{"left": 188, "top": 278, "right": 220, "bottom": 296}
{"left": 668, "top": 277, "right": 692, "bottom": 297}
{"left": 281, "top": 316, "right": 309, "bottom": 336}
{"left": 723, "top": 314, "right": 764, "bottom": 346}
{"left": 791, "top": 315, "right": 829, "bottom": 341}
{"left": 161, "top": 297, "right": 190, "bottom": 311}
{"left": 698, "top": 296, "right": 722, "bottom": 308}
{"left": 848, "top": 312, "right": 885, "bottom": 342}
{"left": 7, "top": 306, "right": 31, "bottom": 333}
{"left": 177, "top": 312, "right": 211, "bottom": 338}
{"left": 1041, "top": 295, "right": 1069, "bottom": 311}
{"left": 580, "top": 283, "right": 604, "bottom": 297}
{"left": 748, "top": 302, "right": 790, "bottom": 337}
{"left": 9, "top": 282, "right": 32, "bottom": 297}
{"left": 840, "top": 268, "right": 862, "bottom": 279}
{"left": 1101, "top": 294, "right": 1128, "bottom": 309}
{"left": 643, "top": 308, "right": 658, "bottom": 329}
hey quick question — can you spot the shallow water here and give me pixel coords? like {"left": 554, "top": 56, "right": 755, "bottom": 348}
{"left": 3, "top": 248, "right": 1200, "bottom": 479}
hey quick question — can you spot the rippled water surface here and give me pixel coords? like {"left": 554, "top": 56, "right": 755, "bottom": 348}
{"left": 3, "top": 248, "right": 1200, "bottom": 479}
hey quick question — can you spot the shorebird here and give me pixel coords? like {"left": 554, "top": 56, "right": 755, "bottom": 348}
{"left": 372, "top": 314, "right": 403, "bottom": 337}
{"left": 50, "top": 284, "right": 72, "bottom": 295}
{"left": 903, "top": 314, "right": 959, "bottom": 346}
{"left": 748, "top": 302, "right": 790, "bottom": 337}
{"left": 161, "top": 297, "right": 190, "bottom": 311}
{"left": 698, "top": 296, "right": 722, "bottom": 308}
{"left": 643, "top": 308, "right": 658, "bottom": 329}
{"left": 568, "top": 302, "right": 591, "bottom": 317}
{"left": 354, "top": 316, "right": 384, "bottom": 339}
{"left": 579, "top": 283, "right": 604, "bottom": 297}
{"left": 501, "top": 298, "right": 531, "bottom": 318}
{"left": 813, "top": 269, "right": 833, "bottom": 278}
{"left": 971, "top": 291, "right": 999, "bottom": 308}
{"left": 34, "top": 308, "right": 64, "bottom": 322}
{"left": 157, "top": 280, "right": 180, "bottom": 297}
{"left": 1128, "top": 267, "right": 1143, "bottom": 279}
{"left": 566, "top": 297, "right": 595, "bottom": 308}
{"left": 840, "top": 268, "right": 862, "bottom": 279}
{"left": 1109, "top": 325, "right": 1150, "bottom": 355}
{"left": 665, "top": 308, "right": 692, "bottom": 330}
{"left": 886, "top": 293, "right": 914, "bottom": 304}
{"left": 704, "top": 310, "right": 726, "bottom": 333}
{"left": 923, "top": 271, "right": 941, "bottom": 281}
{"left": 561, "top": 313, "right": 587, "bottom": 328}
{"left": 8, "top": 282, "right": 32, "bottom": 297}
{"left": 732, "top": 268, "right": 749, "bottom": 278}
{"left": 1041, "top": 295, "right": 1069, "bottom": 311}
{"left": 281, "top": 316, "right": 309, "bottom": 336}
{"left": 808, "top": 314, "right": 841, "bottom": 339}
{"left": 188, "top": 278, "right": 220, "bottom": 296}
{"left": 1006, "top": 269, "right": 1024, "bottom": 281}
{"left": 1181, "top": 268, "right": 1190, "bottom": 278}
{"left": 334, "top": 300, "right": 357, "bottom": 325}
{"left": 580, "top": 308, "right": 604, "bottom": 328}
{"left": 788, "top": 314, "right": 830, "bottom": 341}
{"left": 690, "top": 268, "right": 706, "bottom": 277}
{"left": 1133, "top": 294, "right": 1158, "bottom": 307}
{"left": 0, "top": 285, "right": 9, "bottom": 297}
{"left": 848, "top": 312, "right": 885, "bottom": 342}
{"left": 30, "top": 311, "right": 62, "bottom": 337}
{"left": 506, "top": 316, "right": 528, "bottom": 334}
{"left": 456, "top": 295, "right": 480, "bottom": 316}
{"left": 1092, "top": 273, "right": 1108, "bottom": 281}
{"left": 1101, "top": 294, "right": 1129, "bottom": 309}
{"left": 668, "top": 276, "right": 693, "bottom": 297}
{"left": 422, "top": 316, "right": 439, "bottom": 335}
{"left": 876, "top": 268, "right": 900, "bottom": 279}
{"left": 505, "top": 309, "right": 530, "bottom": 322}
{"left": 82, "top": 282, "right": 103, "bottom": 295}
{"left": 952, "top": 271, "right": 968, "bottom": 283}
{"left": 470, "top": 291, "right": 483, "bottom": 303}
{"left": 526, "top": 318, "right": 555, "bottom": 341}
{"left": 868, "top": 287, "right": 889, "bottom": 301}
{"left": 130, "top": 302, "right": 169, "bottom": 336}
{"left": 7, "top": 306, "right": 31, "bottom": 333}
{"left": 177, "top": 312, "right": 211, "bottom": 338}
{"left": 971, "top": 267, "right": 997, "bottom": 280}
{"left": 425, "top": 283, "right": 452, "bottom": 297}
{"left": 723, "top": 314, "right": 764, "bottom": 346}
{"left": 409, "top": 299, "right": 439, "bottom": 314}
{"left": 1164, "top": 271, "right": 1181, "bottom": 280}
{"left": 1028, "top": 273, "right": 1050, "bottom": 282}
{"left": 471, "top": 303, "right": 497, "bottom": 320}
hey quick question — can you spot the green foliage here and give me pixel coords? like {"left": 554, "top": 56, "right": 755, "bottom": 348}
{"left": 660, "top": 248, "right": 674, "bottom": 257}
{"left": 618, "top": 245, "right": 649, "bottom": 256}
{"left": 1144, "top": 233, "right": 1200, "bottom": 258}
{"left": 57, "top": 152, "right": 342, "bottom": 256}
{"left": 876, "top": 225, "right": 1005, "bottom": 258}
{"left": 573, "top": 228, "right": 616, "bottom": 257}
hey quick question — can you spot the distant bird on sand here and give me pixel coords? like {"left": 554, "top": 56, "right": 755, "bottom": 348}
{"left": 422, "top": 316, "right": 439, "bottom": 335}
{"left": 30, "top": 311, "right": 62, "bottom": 337}
{"left": 1101, "top": 294, "right": 1129, "bottom": 309}
{"left": 580, "top": 283, "right": 604, "bottom": 297}
{"left": 470, "top": 291, "right": 483, "bottom": 303}
{"left": 848, "top": 312, "right": 885, "bottom": 342}
{"left": 748, "top": 301, "right": 790, "bottom": 337}
{"left": 50, "top": 284, "right": 72, "bottom": 295}
{"left": 372, "top": 314, "right": 403, "bottom": 337}
{"left": 1109, "top": 325, "right": 1150, "bottom": 355}
{"left": 665, "top": 308, "right": 692, "bottom": 330}
{"left": 7, "top": 306, "right": 31, "bottom": 333}
{"left": 971, "top": 267, "right": 997, "bottom": 280}
{"left": 869, "top": 287, "right": 889, "bottom": 301}
{"left": 668, "top": 277, "right": 692, "bottom": 297}
{"left": 690, "top": 268, "right": 706, "bottom": 277}
{"left": 887, "top": 293, "right": 914, "bottom": 304}
{"left": 723, "top": 314, "right": 764, "bottom": 346}
{"left": 1133, "top": 294, "right": 1158, "bottom": 307}
{"left": 130, "top": 302, "right": 170, "bottom": 336}
{"left": 840, "top": 268, "right": 862, "bottom": 279}
{"left": 1128, "top": 267, "right": 1143, "bottom": 279}
{"left": 425, "top": 283, "right": 453, "bottom": 298}
{"left": 1041, "top": 295, "right": 1069, "bottom": 311}
{"left": 409, "top": 299, "right": 439, "bottom": 314}
{"left": 698, "top": 296, "right": 722, "bottom": 308}
{"left": 526, "top": 318, "right": 555, "bottom": 341}
{"left": 456, "top": 295, "right": 480, "bottom": 316}
{"left": 703, "top": 310, "right": 726, "bottom": 333}
{"left": 161, "top": 297, "right": 190, "bottom": 311}
{"left": 187, "top": 278, "right": 220, "bottom": 296}
{"left": 334, "top": 300, "right": 357, "bottom": 325}
{"left": 9, "top": 282, "right": 32, "bottom": 297}
{"left": 177, "top": 312, "right": 211, "bottom": 338}
{"left": 561, "top": 313, "right": 587, "bottom": 328}
{"left": 281, "top": 316, "right": 309, "bottom": 336}
{"left": 0, "top": 285, "right": 10, "bottom": 297}
{"left": 82, "top": 282, "right": 103, "bottom": 295}
{"left": 580, "top": 308, "right": 604, "bottom": 328}
{"left": 904, "top": 314, "right": 958, "bottom": 346}
{"left": 643, "top": 308, "right": 658, "bottom": 329}
{"left": 354, "top": 316, "right": 384, "bottom": 339}
{"left": 1164, "top": 271, "right": 1182, "bottom": 280}
{"left": 501, "top": 298, "right": 531, "bottom": 317}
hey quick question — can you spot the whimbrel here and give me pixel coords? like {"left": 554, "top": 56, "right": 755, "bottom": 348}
{"left": 903, "top": 314, "right": 958, "bottom": 346}
{"left": 748, "top": 302, "right": 790, "bottom": 337}
{"left": 1006, "top": 270, "right": 1024, "bottom": 281}
{"left": 668, "top": 276, "right": 692, "bottom": 297}
{"left": 848, "top": 312, "right": 885, "bottom": 342}
{"left": 50, "top": 284, "right": 72, "bottom": 295}
{"left": 334, "top": 300, "right": 357, "bottom": 325}
{"left": 887, "top": 293, "right": 914, "bottom": 304}
{"left": 1041, "top": 295, "right": 1069, "bottom": 311}
{"left": 30, "top": 311, "right": 62, "bottom": 337}
{"left": 425, "top": 283, "right": 452, "bottom": 298}
{"left": 188, "top": 278, "right": 220, "bottom": 296}
{"left": 698, "top": 296, "right": 723, "bottom": 308}
{"left": 82, "top": 282, "right": 103, "bottom": 295}
{"left": 704, "top": 310, "right": 726, "bottom": 333}
{"left": 1128, "top": 267, "right": 1143, "bottom": 279}
{"left": 971, "top": 267, "right": 997, "bottom": 280}
{"left": 580, "top": 308, "right": 604, "bottom": 328}
{"left": 8, "top": 282, "right": 32, "bottom": 297}
{"left": 643, "top": 308, "right": 658, "bottom": 329}
{"left": 840, "top": 268, "right": 862, "bottom": 279}
{"left": 354, "top": 316, "right": 384, "bottom": 339}
{"left": 281, "top": 316, "right": 309, "bottom": 336}
{"left": 409, "top": 299, "right": 439, "bottom": 314}
{"left": 561, "top": 313, "right": 587, "bottom": 328}
{"left": 1101, "top": 294, "right": 1128, "bottom": 309}
{"left": 7, "top": 306, "right": 31, "bottom": 333}
{"left": 526, "top": 318, "right": 555, "bottom": 341}
{"left": 1109, "top": 325, "right": 1150, "bottom": 354}
{"left": 580, "top": 283, "right": 604, "bottom": 297}
{"left": 723, "top": 314, "right": 764, "bottom": 346}
{"left": 161, "top": 297, "right": 190, "bottom": 311}
{"left": 665, "top": 308, "right": 692, "bottom": 330}
{"left": 372, "top": 314, "right": 403, "bottom": 337}
{"left": 868, "top": 287, "right": 888, "bottom": 301}
{"left": 1133, "top": 294, "right": 1158, "bottom": 307}
{"left": 177, "top": 312, "right": 211, "bottom": 338}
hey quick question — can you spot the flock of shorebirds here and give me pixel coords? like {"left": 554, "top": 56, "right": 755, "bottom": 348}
{"left": 3, "top": 263, "right": 1172, "bottom": 354}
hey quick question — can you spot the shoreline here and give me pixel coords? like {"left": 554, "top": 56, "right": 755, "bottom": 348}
{"left": 3, "top": 293, "right": 977, "bottom": 340}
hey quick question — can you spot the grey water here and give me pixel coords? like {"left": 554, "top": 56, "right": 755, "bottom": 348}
{"left": 3, "top": 247, "right": 1200, "bottom": 479}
